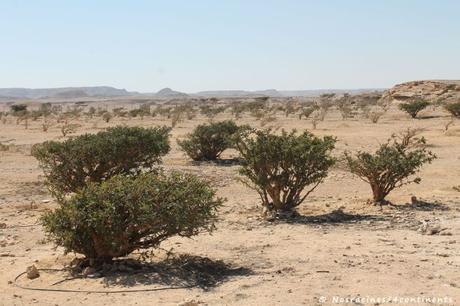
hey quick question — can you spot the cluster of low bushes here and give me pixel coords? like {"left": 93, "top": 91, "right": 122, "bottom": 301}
{"left": 33, "top": 126, "right": 223, "bottom": 266}
{"left": 32, "top": 121, "right": 438, "bottom": 267}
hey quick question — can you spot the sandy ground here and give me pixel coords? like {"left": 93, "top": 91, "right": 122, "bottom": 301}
{"left": 0, "top": 103, "right": 459, "bottom": 306}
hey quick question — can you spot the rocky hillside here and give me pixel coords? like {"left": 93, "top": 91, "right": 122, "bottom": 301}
{"left": 384, "top": 80, "right": 460, "bottom": 102}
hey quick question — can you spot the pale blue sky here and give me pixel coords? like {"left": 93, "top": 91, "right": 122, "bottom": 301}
{"left": 0, "top": 0, "right": 459, "bottom": 92}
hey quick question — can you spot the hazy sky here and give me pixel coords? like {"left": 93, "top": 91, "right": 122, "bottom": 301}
{"left": 1, "top": 0, "right": 459, "bottom": 92}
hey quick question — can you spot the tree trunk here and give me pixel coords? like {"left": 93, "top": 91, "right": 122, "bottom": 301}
{"left": 371, "top": 183, "right": 385, "bottom": 204}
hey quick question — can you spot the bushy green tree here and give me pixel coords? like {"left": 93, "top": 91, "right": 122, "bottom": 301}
{"left": 178, "top": 120, "right": 246, "bottom": 161}
{"left": 42, "top": 172, "right": 223, "bottom": 266}
{"left": 10, "top": 104, "right": 28, "bottom": 114}
{"left": 398, "top": 98, "right": 430, "bottom": 118}
{"left": 345, "top": 131, "right": 436, "bottom": 204}
{"left": 444, "top": 102, "right": 460, "bottom": 118}
{"left": 32, "top": 126, "right": 171, "bottom": 198}
{"left": 236, "top": 129, "right": 336, "bottom": 212}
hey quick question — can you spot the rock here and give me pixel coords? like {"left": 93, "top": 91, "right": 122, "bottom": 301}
{"left": 384, "top": 80, "right": 460, "bottom": 103}
{"left": 26, "top": 265, "right": 40, "bottom": 279}
{"left": 82, "top": 266, "right": 96, "bottom": 276}
{"left": 0, "top": 223, "right": 6, "bottom": 229}
{"left": 86, "top": 273, "right": 102, "bottom": 278}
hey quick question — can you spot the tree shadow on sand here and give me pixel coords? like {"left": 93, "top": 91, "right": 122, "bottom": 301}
{"left": 100, "top": 255, "right": 252, "bottom": 290}
{"left": 270, "top": 209, "right": 386, "bottom": 225}
{"left": 190, "top": 158, "right": 241, "bottom": 167}
{"left": 390, "top": 199, "right": 450, "bottom": 211}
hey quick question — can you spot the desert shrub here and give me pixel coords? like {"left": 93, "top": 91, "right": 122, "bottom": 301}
{"left": 31, "top": 126, "right": 171, "bottom": 198}
{"left": 86, "top": 106, "right": 96, "bottom": 118}
{"left": 60, "top": 122, "right": 80, "bottom": 137}
{"left": 298, "top": 106, "right": 317, "bottom": 120}
{"left": 283, "top": 100, "right": 299, "bottom": 117}
{"left": 259, "top": 112, "right": 277, "bottom": 127}
{"left": 236, "top": 129, "right": 336, "bottom": 212}
{"left": 178, "top": 120, "right": 245, "bottom": 161}
{"left": 102, "top": 112, "right": 112, "bottom": 123}
{"left": 337, "top": 94, "right": 356, "bottom": 120}
{"left": 444, "top": 102, "right": 460, "bottom": 118}
{"left": 345, "top": 131, "right": 436, "bottom": 204}
{"left": 399, "top": 98, "right": 430, "bottom": 118}
{"left": 36, "top": 103, "right": 52, "bottom": 118}
{"left": 363, "top": 106, "right": 385, "bottom": 123}
{"left": 10, "top": 104, "right": 28, "bottom": 114}
{"left": 112, "top": 107, "right": 128, "bottom": 117}
{"left": 199, "top": 105, "right": 226, "bottom": 120}
{"left": 42, "top": 119, "right": 53, "bottom": 132}
{"left": 42, "top": 172, "right": 223, "bottom": 266}
{"left": 0, "top": 142, "right": 9, "bottom": 151}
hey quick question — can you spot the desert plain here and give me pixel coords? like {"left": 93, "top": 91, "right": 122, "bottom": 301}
{"left": 0, "top": 94, "right": 459, "bottom": 306}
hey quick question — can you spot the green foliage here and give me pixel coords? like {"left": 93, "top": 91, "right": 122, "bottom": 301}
{"left": 345, "top": 131, "right": 436, "bottom": 203}
{"left": 444, "top": 102, "right": 460, "bottom": 118}
{"left": 298, "top": 106, "right": 318, "bottom": 120}
{"left": 102, "top": 112, "right": 112, "bottom": 123}
{"left": 38, "top": 103, "right": 52, "bottom": 117}
{"left": 199, "top": 105, "right": 227, "bottom": 119}
{"left": 236, "top": 129, "right": 336, "bottom": 212}
{"left": 398, "top": 98, "right": 430, "bottom": 118}
{"left": 42, "top": 172, "right": 223, "bottom": 265}
{"left": 10, "top": 104, "right": 28, "bottom": 114}
{"left": 127, "top": 104, "right": 151, "bottom": 118}
{"left": 32, "top": 126, "right": 171, "bottom": 198}
{"left": 178, "top": 120, "right": 245, "bottom": 161}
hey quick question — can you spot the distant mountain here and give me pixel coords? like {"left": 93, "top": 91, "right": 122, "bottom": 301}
{"left": 194, "top": 88, "right": 383, "bottom": 97}
{"left": 0, "top": 85, "right": 385, "bottom": 100}
{"left": 155, "top": 88, "right": 188, "bottom": 97}
{"left": 0, "top": 86, "right": 133, "bottom": 99}
{"left": 195, "top": 89, "right": 282, "bottom": 97}
{"left": 279, "top": 89, "right": 385, "bottom": 97}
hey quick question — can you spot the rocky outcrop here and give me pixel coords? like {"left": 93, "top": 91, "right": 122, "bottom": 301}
{"left": 383, "top": 80, "right": 460, "bottom": 102}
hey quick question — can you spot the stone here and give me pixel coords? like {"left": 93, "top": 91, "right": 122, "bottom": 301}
{"left": 82, "top": 266, "right": 96, "bottom": 276}
{"left": 26, "top": 265, "right": 40, "bottom": 279}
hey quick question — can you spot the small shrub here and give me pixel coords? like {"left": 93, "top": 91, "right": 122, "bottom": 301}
{"left": 60, "top": 122, "right": 80, "bottom": 137}
{"left": 236, "top": 129, "right": 336, "bottom": 212}
{"left": 444, "top": 102, "right": 460, "bottom": 118}
{"left": 42, "top": 172, "right": 223, "bottom": 266}
{"left": 298, "top": 106, "right": 317, "bottom": 120}
{"left": 178, "top": 120, "right": 245, "bottom": 161}
{"left": 283, "top": 100, "right": 298, "bottom": 117}
{"left": 0, "top": 142, "right": 9, "bottom": 151}
{"left": 364, "top": 107, "right": 385, "bottom": 123}
{"left": 399, "top": 98, "right": 430, "bottom": 118}
{"left": 10, "top": 104, "right": 28, "bottom": 114}
{"left": 200, "top": 105, "right": 227, "bottom": 120}
{"left": 345, "top": 131, "right": 436, "bottom": 204}
{"left": 32, "top": 126, "right": 171, "bottom": 198}
{"left": 102, "top": 112, "right": 113, "bottom": 123}
{"left": 337, "top": 94, "right": 356, "bottom": 120}
{"left": 42, "top": 119, "right": 53, "bottom": 132}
